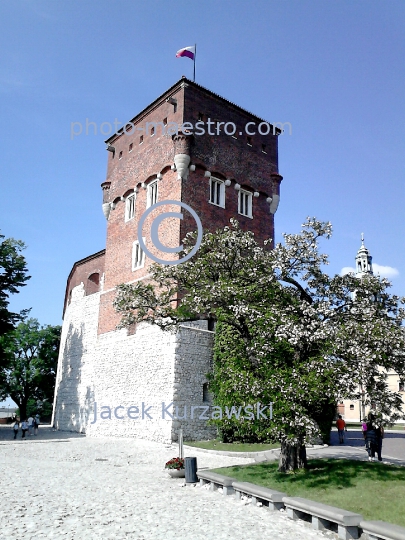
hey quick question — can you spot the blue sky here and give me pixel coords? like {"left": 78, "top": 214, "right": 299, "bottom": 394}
{"left": 1, "top": 0, "right": 404, "bottom": 334}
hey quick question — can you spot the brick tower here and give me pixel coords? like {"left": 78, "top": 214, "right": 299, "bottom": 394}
{"left": 52, "top": 78, "right": 283, "bottom": 443}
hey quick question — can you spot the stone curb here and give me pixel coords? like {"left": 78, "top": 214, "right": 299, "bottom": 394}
{"left": 183, "top": 443, "right": 326, "bottom": 458}
{"left": 198, "top": 467, "right": 405, "bottom": 540}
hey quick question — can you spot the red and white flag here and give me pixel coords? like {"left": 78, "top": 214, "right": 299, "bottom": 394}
{"left": 176, "top": 46, "right": 196, "bottom": 60}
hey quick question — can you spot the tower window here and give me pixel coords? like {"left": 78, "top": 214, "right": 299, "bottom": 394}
{"left": 139, "top": 135, "right": 144, "bottom": 144}
{"left": 150, "top": 126, "right": 155, "bottom": 136}
{"left": 87, "top": 273, "right": 100, "bottom": 295}
{"left": 129, "top": 143, "right": 133, "bottom": 152}
{"left": 118, "top": 151, "right": 123, "bottom": 159}
{"left": 350, "top": 404, "right": 354, "bottom": 410}
{"left": 146, "top": 180, "right": 158, "bottom": 208}
{"left": 125, "top": 193, "right": 136, "bottom": 222}
{"left": 209, "top": 177, "right": 225, "bottom": 208}
{"left": 238, "top": 189, "right": 253, "bottom": 218}
{"left": 132, "top": 240, "right": 145, "bottom": 270}
{"left": 203, "top": 383, "right": 210, "bottom": 403}
{"left": 163, "top": 117, "right": 167, "bottom": 126}
{"left": 399, "top": 381, "right": 404, "bottom": 392}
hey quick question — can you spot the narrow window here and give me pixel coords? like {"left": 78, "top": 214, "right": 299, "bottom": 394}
{"left": 146, "top": 180, "right": 158, "bottom": 208}
{"left": 132, "top": 240, "right": 145, "bottom": 271}
{"left": 150, "top": 126, "right": 155, "bottom": 136}
{"left": 203, "top": 383, "right": 210, "bottom": 403}
{"left": 209, "top": 177, "right": 225, "bottom": 208}
{"left": 262, "top": 144, "right": 267, "bottom": 153}
{"left": 163, "top": 117, "right": 168, "bottom": 126}
{"left": 129, "top": 143, "right": 133, "bottom": 152}
{"left": 399, "top": 381, "right": 404, "bottom": 392}
{"left": 238, "top": 190, "right": 253, "bottom": 218}
{"left": 125, "top": 193, "right": 136, "bottom": 222}
{"left": 139, "top": 135, "right": 144, "bottom": 144}
{"left": 247, "top": 136, "right": 252, "bottom": 146}
{"left": 119, "top": 151, "right": 123, "bottom": 159}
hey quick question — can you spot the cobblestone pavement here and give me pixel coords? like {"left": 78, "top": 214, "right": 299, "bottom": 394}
{"left": 0, "top": 427, "right": 330, "bottom": 540}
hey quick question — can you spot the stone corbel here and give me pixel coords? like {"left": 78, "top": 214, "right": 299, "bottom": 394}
{"left": 174, "top": 154, "right": 191, "bottom": 180}
{"left": 269, "top": 194, "right": 280, "bottom": 214}
{"left": 102, "top": 203, "right": 111, "bottom": 220}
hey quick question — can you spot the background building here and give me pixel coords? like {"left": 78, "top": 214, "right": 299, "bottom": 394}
{"left": 338, "top": 236, "right": 405, "bottom": 423}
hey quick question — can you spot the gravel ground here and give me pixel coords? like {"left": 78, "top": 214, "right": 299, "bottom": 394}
{"left": 0, "top": 427, "right": 329, "bottom": 540}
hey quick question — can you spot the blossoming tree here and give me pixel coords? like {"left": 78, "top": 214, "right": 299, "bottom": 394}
{"left": 114, "top": 218, "right": 405, "bottom": 472}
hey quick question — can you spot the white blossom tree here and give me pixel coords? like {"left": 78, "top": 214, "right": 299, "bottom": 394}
{"left": 114, "top": 218, "right": 405, "bottom": 472}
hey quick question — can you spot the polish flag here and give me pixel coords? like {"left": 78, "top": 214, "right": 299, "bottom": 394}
{"left": 176, "top": 46, "right": 196, "bottom": 60}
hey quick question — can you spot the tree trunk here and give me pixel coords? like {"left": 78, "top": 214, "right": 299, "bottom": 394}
{"left": 278, "top": 440, "right": 307, "bottom": 472}
{"left": 18, "top": 399, "right": 28, "bottom": 420}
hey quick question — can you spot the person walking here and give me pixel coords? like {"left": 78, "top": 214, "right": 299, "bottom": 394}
{"left": 336, "top": 415, "right": 346, "bottom": 444}
{"left": 361, "top": 419, "right": 368, "bottom": 440}
{"left": 375, "top": 423, "right": 385, "bottom": 462}
{"left": 33, "top": 415, "right": 39, "bottom": 436}
{"left": 12, "top": 420, "right": 19, "bottom": 440}
{"left": 365, "top": 420, "right": 377, "bottom": 461}
{"left": 21, "top": 419, "right": 28, "bottom": 439}
{"left": 27, "top": 416, "right": 34, "bottom": 436}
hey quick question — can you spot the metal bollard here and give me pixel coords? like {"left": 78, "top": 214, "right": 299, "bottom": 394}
{"left": 185, "top": 456, "right": 198, "bottom": 483}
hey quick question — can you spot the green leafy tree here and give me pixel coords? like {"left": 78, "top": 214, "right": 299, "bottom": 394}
{"left": 114, "top": 218, "right": 405, "bottom": 472}
{"left": 0, "top": 232, "right": 30, "bottom": 368}
{"left": 0, "top": 318, "right": 61, "bottom": 419}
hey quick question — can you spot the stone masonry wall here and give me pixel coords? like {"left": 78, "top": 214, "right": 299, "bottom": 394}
{"left": 53, "top": 285, "right": 217, "bottom": 443}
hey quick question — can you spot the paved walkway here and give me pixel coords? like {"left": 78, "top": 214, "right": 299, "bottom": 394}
{"left": 0, "top": 427, "right": 329, "bottom": 540}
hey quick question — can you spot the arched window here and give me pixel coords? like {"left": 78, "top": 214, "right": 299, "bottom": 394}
{"left": 87, "top": 273, "right": 100, "bottom": 295}
{"left": 350, "top": 404, "right": 354, "bottom": 411}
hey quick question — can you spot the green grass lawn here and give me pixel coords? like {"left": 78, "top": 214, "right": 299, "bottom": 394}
{"left": 213, "top": 459, "right": 405, "bottom": 527}
{"left": 185, "top": 439, "right": 280, "bottom": 452}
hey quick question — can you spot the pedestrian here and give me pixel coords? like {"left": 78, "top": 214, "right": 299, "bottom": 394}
{"left": 365, "top": 420, "right": 377, "bottom": 461}
{"left": 33, "top": 416, "right": 39, "bottom": 436}
{"left": 375, "top": 423, "right": 384, "bottom": 462}
{"left": 27, "top": 415, "right": 34, "bottom": 436}
{"left": 361, "top": 418, "right": 368, "bottom": 439}
{"left": 12, "top": 420, "right": 19, "bottom": 440}
{"left": 336, "top": 414, "right": 346, "bottom": 444}
{"left": 21, "top": 419, "right": 28, "bottom": 439}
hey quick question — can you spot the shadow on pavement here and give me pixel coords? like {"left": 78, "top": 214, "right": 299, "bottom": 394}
{"left": 0, "top": 425, "right": 85, "bottom": 444}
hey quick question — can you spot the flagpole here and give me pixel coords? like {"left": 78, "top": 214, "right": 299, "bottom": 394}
{"left": 193, "top": 43, "right": 196, "bottom": 82}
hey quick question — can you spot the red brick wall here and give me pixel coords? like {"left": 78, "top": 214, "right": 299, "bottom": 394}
{"left": 94, "top": 79, "right": 282, "bottom": 334}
